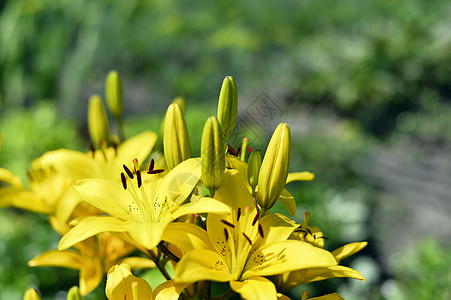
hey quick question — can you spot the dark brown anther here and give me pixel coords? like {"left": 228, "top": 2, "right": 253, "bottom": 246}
{"left": 306, "top": 228, "right": 312, "bottom": 235}
{"left": 120, "top": 172, "right": 127, "bottom": 190}
{"left": 224, "top": 228, "right": 229, "bottom": 241}
{"left": 89, "top": 144, "right": 96, "bottom": 158}
{"left": 148, "top": 168, "right": 164, "bottom": 174}
{"left": 136, "top": 170, "right": 142, "bottom": 188}
{"left": 123, "top": 164, "right": 134, "bottom": 179}
{"left": 227, "top": 144, "right": 237, "bottom": 156}
{"left": 236, "top": 146, "right": 242, "bottom": 157}
{"left": 242, "top": 232, "right": 252, "bottom": 246}
{"left": 237, "top": 207, "right": 241, "bottom": 222}
{"left": 318, "top": 236, "right": 328, "bottom": 240}
{"left": 221, "top": 219, "right": 235, "bottom": 228}
{"left": 258, "top": 224, "right": 264, "bottom": 238}
{"left": 147, "top": 159, "right": 164, "bottom": 174}
{"left": 252, "top": 211, "right": 260, "bottom": 226}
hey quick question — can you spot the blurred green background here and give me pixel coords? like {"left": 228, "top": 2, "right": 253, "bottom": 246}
{"left": 1, "top": 0, "right": 451, "bottom": 299}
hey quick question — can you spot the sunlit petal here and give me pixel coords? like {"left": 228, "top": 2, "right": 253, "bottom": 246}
{"left": 153, "top": 279, "right": 188, "bottom": 300}
{"left": 230, "top": 276, "right": 277, "bottom": 300}
{"left": 286, "top": 172, "right": 314, "bottom": 183}
{"left": 175, "top": 249, "right": 232, "bottom": 283}
{"left": 332, "top": 242, "right": 368, "bottom": 263}
{"left": 162, "top": 222, "right": 214, "bottom": 253}
{"left": 59, "top": 216, "right": 128, "bottom": 250}
{"left": 171, "top": 197, "right": 230, "bottom": 220}
{"left": 243, "top": 240, "right": 337, "bottom": 278}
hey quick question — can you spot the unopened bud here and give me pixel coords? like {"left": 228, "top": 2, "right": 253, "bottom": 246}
{"left": 88, "top": 94, "right": 110, "bottom": 148}
{"left": 201, "top": 116, "right": 225, "bottom": 195}
{"left": 163, "top": 103, "right": 191, "bottom": 169}
{"left": 172, "top": 96, "right": 185, "bottom": 113}
{"left": 217, "top": 76, "right": 237, "bottom": 141}
{"left": 105, "top": 70, "right": 123, "bottom": 119}
{"left": 256, "top": 123, "right": 291, "bottom": 210}
{"left": 247, "top": 149, "right": 261, "bottom": 191}
{"left": 67, "top": 286, "right": 84, "bottom": 300}
{"left": 24, "top": 288, "right": 41, "bottom": 300}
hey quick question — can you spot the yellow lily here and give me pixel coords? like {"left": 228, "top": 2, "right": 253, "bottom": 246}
{"left": 169, "top": 169, "right": 338, "bottom": 299}
{"left": 275, "top": 214, "right": 366, "bottom": 292}
{"left": 106, "top": 263, "right": 187, "bottom": 300}
{"left": 30, "top": 216, "right": 155, "bottom": 295}
{"left": 59, "top": 158, "right": 230, "bottom": 251}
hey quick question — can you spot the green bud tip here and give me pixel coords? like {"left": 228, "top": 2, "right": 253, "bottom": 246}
{"left": 24, "top": 288, "right": 41, "bottom": 300}
{"left": 217, "top": 76, "right": 238, "bottom": 141}
{"left": 105, "top": 70, "right": 124, "bottom": 119}
{"left": 88, "top": 94, "right": 110, "bottom": 148}
{"left": 67, "top": 286, "right": 84, "bottom": 300}
{"left": 163, "top": 103, "right": 192, "bottom": 169}
{"left": 201, "top": 116, "right": 226, "bottom": 195}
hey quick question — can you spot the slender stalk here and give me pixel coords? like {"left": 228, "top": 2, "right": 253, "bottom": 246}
{"left": 158, "top": 241, "right": 180, "bottom": 262}
{"left": 144, "top": 249, "right": 172, "bottom": 281}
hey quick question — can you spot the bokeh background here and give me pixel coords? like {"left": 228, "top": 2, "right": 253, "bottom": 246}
{"left": 1, "top": 0, "right": 451, "bottom": 299}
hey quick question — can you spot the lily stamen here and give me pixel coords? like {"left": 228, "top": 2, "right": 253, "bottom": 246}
{"left": 221, "top": 219, "right": 235, "bottom": 228}
{"left": 120, "top": 172, "right": 127, "bottom": 190}
{"left": 123, "top": 164, "right": 134, "bottom": 179}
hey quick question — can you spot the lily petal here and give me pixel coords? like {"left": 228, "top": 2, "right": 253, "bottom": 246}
{"left": 153, "top": 279, "right": 189, "bottom": 300}
{"left": 253, "top": 213, "right": 298, "bottom": 250}
{"left": 277, "top": 189, "right": 297, "bottom": 216}
{"left": 286, "top": 172, "right": 314, "bottom": 183}
{"left": 162, "top": 222, "right": 214, "bottom": 253}
{"left": 106, "top": 263, "right": 152, "bottom": 300}
{"left": 230, "top": 276, "right": 277, "bottom": 300}
{"left": 175, "top": 249, "right": 232, "bottom": 283}
{"left": 124, "top": 217, "right": 172, "bottom": 250}
{"left": 242, "top": 240, "right": 337, "bottom": 278}
{"left": 72, "top": 178, "right": 135, "bottom": 221}
{"left": 59, "top": 216, "right": 128, "bottom": 250}
{"left": 332, "top": 242, "right": 368, "bottom": 263}
{"left": 171, "top": 197, "right": 230, "bottom": 220}
{"left": 115, "top": 131, "right": 158, "bottom": 173}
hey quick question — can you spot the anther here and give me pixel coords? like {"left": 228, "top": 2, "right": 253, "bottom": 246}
{"left": 221, "top": 219, "right": 235, "bottom": 228}
{"left": 123, "top": 164, "right": 134, "bottom": 179}
{"left": 136, "top": 170, "right": 142, "bottom": 188}
{"left": 318, "top": 236, "right": 328, "bottom": 240}
{"left": 120, "top": 172, "right": 127, "bottom": 190}
{"left": 242, "top": 232, "right": 252, "bottom": 246}
{"left": 258, "top": 223, "right": 264, "bottom": 238}
{"left": 89, "top": 144, "right": 95, "bottom": 158}
{"left": 306, "top": 228, "right": 312, "bottom": 235}
{"left": 237, "top": 207, "right": 241, "bottom": 222}
{"left": 224, "top": 228, "right": 229, "bottom": 241}
{"left": 147, "top": 159, "right": 165, "bottom": 174}
{"left": 252, "top": 211, "right": 260, "bottom": 226}
{"left": 227, "top": 144, "right": 237, "bottom": 156}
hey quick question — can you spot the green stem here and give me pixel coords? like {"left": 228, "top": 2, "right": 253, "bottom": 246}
{"left": 145, "top": 249, "right": 172, "bottom": 281}
{"left": 211, "top": 288, "right": 234, "bottom": 300}
{"left": 116, "top": 115, "right": 125, "bottom": 142}
{"left": 158, "top": 241, "right": 180, "bottom": 262}
{"left": 203, "top": 281, "right": 212, "bottom": 300}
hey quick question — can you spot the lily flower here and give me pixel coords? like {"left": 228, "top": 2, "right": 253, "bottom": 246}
{"left": 29, "top": 216, "right": 155, "bottom": 295}
{"left": 106, "top": 263, "right": 187, "bottom": 300}
{"left": 275, "top": 213, "right": 366, "bottom": 292}
{"left": 168, "top": 169, "right": 338, "bottom": 299}
{"left": 59, "top": 158, "right": 230, "bottom": 251}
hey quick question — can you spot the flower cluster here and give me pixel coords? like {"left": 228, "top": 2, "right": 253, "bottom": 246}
{"left": 1, "top": 72, "right": 366, "bottom": 300}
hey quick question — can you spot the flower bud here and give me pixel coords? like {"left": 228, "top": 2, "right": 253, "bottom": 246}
{"left": 256, "top": 123, "right": 291, "bottom": 211}
{"left": 247, "top": 149, "right": 261, "bottom": 191}
{"left": 217, "top": 76, "right": 237, "bottom": 141}
{"left": 105, "top": 70, "right": 123, "bottom": 119}
{"left": 201, "top": 116, "right": 225, "bottom": 195}
{"left": 67, "top": 286, "right": 84, "bottom": 300}
{"left": 172, "top": 96, "right": 185, "bottom": 113}
{"left": 163, "top": 103, "right": 191, "bottom": 169}
{"left": 88, "top": 94, "right": 110, "bottom": 148}
{"left": 24, "top": 288, "right": 41, "bottom": 300}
